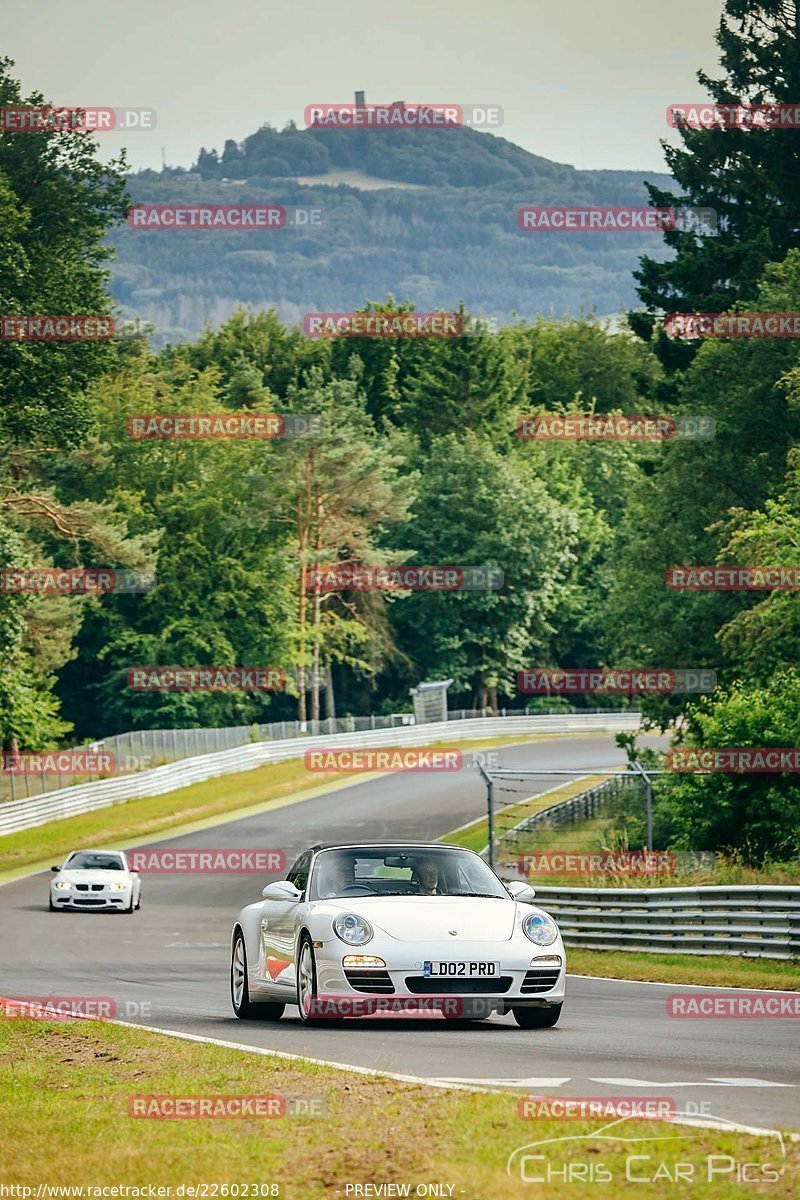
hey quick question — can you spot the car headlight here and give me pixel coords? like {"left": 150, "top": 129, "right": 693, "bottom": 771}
{"left": 109, "top": 882, "right": 127, "bottom": 891}
{"left": 53, "top": 881, "right": 70, "bottom": 891}
{"left": 333, "top": 913, "right": 373, "bottom": 946}
{"left": 522, "top": 912, "right": 558, "bottom": 946}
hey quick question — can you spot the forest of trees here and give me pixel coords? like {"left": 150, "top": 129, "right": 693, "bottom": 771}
{"left": 2, "top": 0, "right": 800, "bottom": 865}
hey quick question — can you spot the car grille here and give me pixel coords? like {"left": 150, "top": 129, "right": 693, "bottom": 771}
{"left": 405, "top": 977, "right": 512, "bottom": 995}
{"left": 521, "top": 968, "right": 561, "bottom": 994}
{"left": 73, "top": 897, "right": 108, "bottom": 906}
{"left": 74, "top": 883, "right": 105, "bottom": 892}
{"left": 344, "top": 970, "right": 395, "bottom": 994}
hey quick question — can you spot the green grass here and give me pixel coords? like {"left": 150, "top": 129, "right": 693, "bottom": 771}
{"left": 566, "top": 947, "right": 800, "bottom": 990}
{"left": 1, "top": 1016, "right": 797, "bottom": 1198}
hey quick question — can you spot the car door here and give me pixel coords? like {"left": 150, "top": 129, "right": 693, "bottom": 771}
{"left": 258, "top": 851, "right": 312, "bottom": 992}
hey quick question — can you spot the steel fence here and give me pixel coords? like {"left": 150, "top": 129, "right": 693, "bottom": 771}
{"left": 528, "top": 884, "right": 800, "bottom": 960}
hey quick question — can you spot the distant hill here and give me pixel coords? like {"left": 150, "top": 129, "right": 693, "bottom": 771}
{"left": 108, "top": 119, "right": 674, "bottom": 344}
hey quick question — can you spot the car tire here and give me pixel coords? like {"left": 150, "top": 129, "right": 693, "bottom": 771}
{"left": 48, "top": 896, "right": 56, "bottom": 911}
{"left": 231, "top": 931, "right": 285, "bottom": 1021}
{"left": 123, "top": 896, "right": 135, "bottom": 913}
{"left": 512, "top": 1003, "right": 562, "bottom": 1029}
{"left": 296, "top": 934, "right": 342, "bottom": 1025}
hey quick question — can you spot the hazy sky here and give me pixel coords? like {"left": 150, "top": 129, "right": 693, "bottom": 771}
{"left": 6, "top": 0, "right": 725, "bottom": 174}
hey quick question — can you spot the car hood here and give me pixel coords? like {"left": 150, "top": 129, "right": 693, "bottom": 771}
{"left": 321, "top": 896, "right": 519, "bottom": 941}
{"left": 55, "top": 870, "right": 131, "bottom": 883}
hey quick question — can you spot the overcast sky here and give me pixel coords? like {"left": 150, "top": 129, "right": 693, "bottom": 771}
{"left": 6, "top": 0, "right": 724, "bottom": 174}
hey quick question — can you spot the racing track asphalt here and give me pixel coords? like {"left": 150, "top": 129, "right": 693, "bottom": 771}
{"left": 1, "top": 732, "right": 798, "bottom": 1130}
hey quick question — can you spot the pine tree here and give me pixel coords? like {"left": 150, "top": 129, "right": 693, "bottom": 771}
{"left": 631, "top": 1, "right": 800, "bottom": 365}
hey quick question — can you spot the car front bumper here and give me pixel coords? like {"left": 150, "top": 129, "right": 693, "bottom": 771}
{"left": 314, "top": 938, "right": 566, "bottom": 1011}
{"left": 51, "top": 886, "right": 132, "bottom": 910}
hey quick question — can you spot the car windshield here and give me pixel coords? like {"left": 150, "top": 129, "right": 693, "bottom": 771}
{"left": 309, "top": 846, "right": 508, "bottom": 900}
{"left": 64, "top": 852, "right": 125, "bottom": 871}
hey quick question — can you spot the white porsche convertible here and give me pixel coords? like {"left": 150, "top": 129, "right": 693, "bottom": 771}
{"left": 230, "top": 842, "right": 565, "bottom": 1028}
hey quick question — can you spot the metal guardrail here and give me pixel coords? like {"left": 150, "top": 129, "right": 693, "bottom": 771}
{"left": 0, "top": 712, "right": 641, "bottom": 837}
{"left": 530, "top": 885, "right": 800, "bottom": 960}
{"left": 2, "top": 706, "right": 637, "bottom": 801}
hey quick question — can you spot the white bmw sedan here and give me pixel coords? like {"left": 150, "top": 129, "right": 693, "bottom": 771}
{"left": 49, "top": 849, "right": 142, "bottom": 913}
{"left": 230, "top": 842, "right": 565, "bottom": 1028}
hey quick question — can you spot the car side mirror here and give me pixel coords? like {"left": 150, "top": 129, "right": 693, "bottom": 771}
{"left": 51, "top": 865, "right": 61, "bottom": 872}
{"left": 262, "top": 880, "right": 302, "bottom": 902}
{"left": 506, "top": 880, "right": 536, "bottom": 901}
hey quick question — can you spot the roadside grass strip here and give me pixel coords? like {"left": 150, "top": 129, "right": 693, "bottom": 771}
{"left": 567, "top": 949, "right": 800, "bottom": 991}
{"left": 1, "top": 1016, "right": 797, "bottom": 1199}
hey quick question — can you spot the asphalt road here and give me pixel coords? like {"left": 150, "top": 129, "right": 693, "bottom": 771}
{"left": 1, "top": 732, "right": 798, "bottom": 1130}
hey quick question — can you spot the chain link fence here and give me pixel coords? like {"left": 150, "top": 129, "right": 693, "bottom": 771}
{"left": 490, "top": 773, "right": 645, "bottom": 874}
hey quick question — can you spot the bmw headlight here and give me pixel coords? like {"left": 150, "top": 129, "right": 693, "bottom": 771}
{"left": 109, "top": 882, "right": 127, "bottom": 892}
{"left": 53, "top": 881, "right": 70, "bottom": 891}
{"left": 522, "top": 912, "right": 558, "bottom": 946}
{"left": 333, "top": 913, "right": 373, "bottom": 946}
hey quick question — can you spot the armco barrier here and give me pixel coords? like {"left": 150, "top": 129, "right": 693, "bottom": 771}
{"left": 0, "top": 713, "right": 640, "bottom": 837}
{"left": 530, "top": 884, "right": 800, "bottom": 960}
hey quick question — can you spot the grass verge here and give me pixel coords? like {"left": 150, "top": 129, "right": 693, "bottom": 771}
{"left": 0, "top": 734, "right": 538, "bottom": 880}
{"left": 1, "top": 1016, "right": 796, "bottom": 1199}
{"left": 566, "top": 948, "right": 800, "bottom": 990}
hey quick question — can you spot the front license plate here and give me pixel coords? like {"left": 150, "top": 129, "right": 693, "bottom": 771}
{"left": 423, "top": 961, "right": 500, "bottom": 978}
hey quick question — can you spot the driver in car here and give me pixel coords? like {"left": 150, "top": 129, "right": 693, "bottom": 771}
{"left": 416, "top": 858, "right": 442, "bottom": 895}
{"left": 319, "top": 857, "right": 355, "bottom": 898}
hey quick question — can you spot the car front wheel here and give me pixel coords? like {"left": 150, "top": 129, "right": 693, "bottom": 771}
{"left": 296, "top": 935, "right": 341, "bottom": 1025}
{"left": 231, "top": 931, "right": 285, "bottom": 1021}
{"left": 512, "top": 1003, "right": 562, "bottom": 1029}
